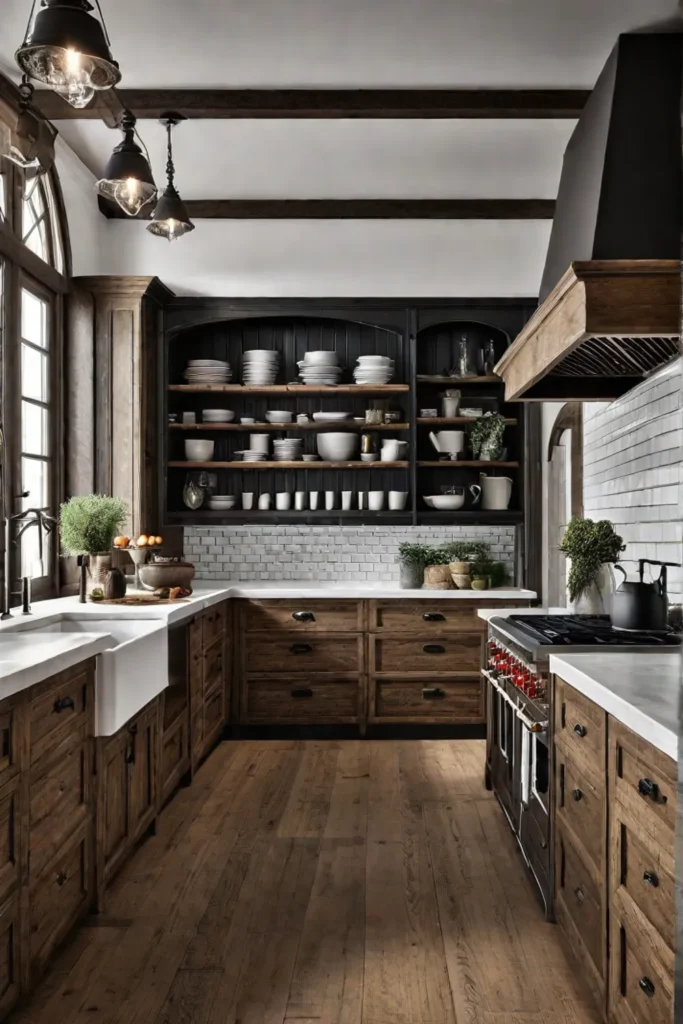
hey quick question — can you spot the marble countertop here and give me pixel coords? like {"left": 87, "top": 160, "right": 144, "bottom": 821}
{"left": 549, "top": 652, "right": 680, "bottom": 761}
{"left": 0, "top": 632, "right": 112, "bottom": 700}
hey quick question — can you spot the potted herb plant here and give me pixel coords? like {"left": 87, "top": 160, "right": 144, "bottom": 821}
{"left": 559, "top": 516, "right": 624, "bottom": 614}
{"left": 60, "top": 494, "right": 128, "bottom": 595}
{"left": 397, "top": 543, "right": 436, "bottom": 589}
{"left": 468, "top": 411, "right": 507, "bottom": 461}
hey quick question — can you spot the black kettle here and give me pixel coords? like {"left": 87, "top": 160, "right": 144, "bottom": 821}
{"left": 612, "top": 559, "right": 679, "bottom": 632}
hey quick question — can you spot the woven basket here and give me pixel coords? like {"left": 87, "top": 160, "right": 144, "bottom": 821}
{"left": 451, "top": 573, "right": 472, "bottom": 590}
{"left": 423, "top": 564, "right": 454, "bottom": 589}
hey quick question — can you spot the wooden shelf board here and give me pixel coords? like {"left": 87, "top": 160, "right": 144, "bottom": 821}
{"left": 416, "top": 375, "right": 501, "bottom": 384}
{"left": 417, "top": 417, "right": 517, "bottom": 426}
{"left": 169, "top": 384, "right": 410, "bottom": 394}
{"left": 417, "top": 460, "right": 519, "bottom": 468}
{"left": 166, "top": 510, "right": 414, "bottom": 522}
{"left": 169, "top": 421, "right": 410, "bottom": 431}
{"left": 169, "top": 460, "right": 410, "bottom": 470}
{"left": 417, "top": 510, "right": 524, "bottom": 523}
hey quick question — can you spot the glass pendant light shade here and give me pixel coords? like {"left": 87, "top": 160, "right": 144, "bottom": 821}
{"left": 95, "top": 112, "right": 156, "bottom": 217}
{"left": 16, "top": 0, "right": 120, "bottom": 109}
{"left": 147, "top": 115, "right": 195, "bottom": 242}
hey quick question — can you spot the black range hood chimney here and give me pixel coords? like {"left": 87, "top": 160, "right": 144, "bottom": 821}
{"left": 540, "top": 31, "right": 683, "bottom": 302}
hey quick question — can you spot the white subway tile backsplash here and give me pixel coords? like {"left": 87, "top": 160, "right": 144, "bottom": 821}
{"left": 183, "top": 524, "right": 517, "bottom": 585}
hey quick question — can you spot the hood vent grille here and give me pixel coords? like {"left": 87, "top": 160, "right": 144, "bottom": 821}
{"left": 551, "top": 336, "right": 680, "bottom": 378}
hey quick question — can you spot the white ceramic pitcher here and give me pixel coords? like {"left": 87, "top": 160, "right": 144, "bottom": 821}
{"left": 479, "top": 476, "right": 513, "bottom": 510}
{"left": 429, "top": 430, "right": 465, "bottom": 455}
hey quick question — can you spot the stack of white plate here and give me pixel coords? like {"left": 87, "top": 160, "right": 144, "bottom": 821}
{"left": 184, "top": 359, "right": 232, "bottom": 384}
{"left": 312, "top": 411, "right": 351, "bottom": 422}
{"left": 353, "top": 355, "right": 394, "bottom": 384}
{"left": 298, "top": 351, "right": 344, "bottom": 386}
{"left": 242, "top": 350, "right": 280, "bottom": 385}
{"left": 208, "top": 494, "right": 236, "bottom": 510}
{"left": 235, "top": 450, "right": 268, "bottom": 462}
{"left": 202, "top": 409, "right": 235, "bottom": 423}
{"left": 273, "top": 438, "right": 304, "bottom": 461}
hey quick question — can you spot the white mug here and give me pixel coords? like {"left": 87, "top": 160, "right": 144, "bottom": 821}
{"left": 242, "top": 492, "right": 254, "bottom": 510}
{"left": 309, "top": 490, "right": 319, "bottom": 510}
{"left": 258, "top": 493, "right": 271, "bottom": 510}
{"left": 250, "top": 433, "right": 270, "bottom": 454}
{"left": 369, "top": 490, "right": 385, "bottom": 511}
{"left": 295, "top": 491, "right": 306, "bottom": 510}
{"left": 240, "top": 417, "right": 255, "bottom": 424}
{"left": 325, "top": 490, "right": 336, "bottom": 510}
{"left": 182, "top": 411, "right": 196, "bottom": 424}
{"left": 381, "top": 440, "right": 400, "bottom": 462}
{"left": 275, "top": 492, "right": 291, "bottom": 511}
{"left": 442, "top": 395, "right": 460, "bottom": 417}
{"left": 341, "top": 490, "right": 353, "bottom": 511}
{"left": 388, "top": 491, "right": 408, "bottom": 511}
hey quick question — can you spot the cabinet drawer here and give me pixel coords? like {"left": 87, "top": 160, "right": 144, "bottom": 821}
{"left": 373, "top": 678, "right": 483, "bottom": 722}
{"left": 203, "top": 601, "right": 227, "bottom": 647}
{"left": 370, "top": 600, "right": 488, "bottom": 633}
{"left": 30, "top": 740, "right": 89, "bottom": 880}
{"left": 246, "top": 633, "right": 361, "bottom": 674}
{"left": 29, "top": 825, "right": 90, "bottom": 978}
{"left": 203, "top": 641, "right": 225, "bottom": 697}
{"left": 555, "top": 748, "right": 604, "bottom": 875}
{"left": 371, "top": 634, "right": 481, "bottom": 674}
{"left": 0, "top": 892, "right": 20, "bottom": 1020}
{"left": 30, "top": 667, "right": 93, "bottom": 768}
{"left": 609, "top": 720, "right": 676, "bottom": 853}
{"left": 246, "top": 679, "right": 359, "bottom": 724}
{"left": 610, "top": 896, "right": 673, "bottom": 1024}
{"left": 555, "top": 825, "right": 605, "bottom": 992}
{"left": 554, "top": 676, "right": 606, "bottom": 776}
{"left": 0, "top": 778, "right": 20, "bottom": 903}
{"left": 611, "top": 807, "right": 675, "bottom": 953}
{"left": 243, "top": 599, "right": 361, "bottom": 633}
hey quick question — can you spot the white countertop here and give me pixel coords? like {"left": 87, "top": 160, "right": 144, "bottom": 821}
{"left": 549, "top": 652, "right": 680, "bottom": 761}
{"left": 204, "top": 582, "right": 536, "bottom": 602}
{"left": 0, "top": 632, "right": 112, "bottom": 700}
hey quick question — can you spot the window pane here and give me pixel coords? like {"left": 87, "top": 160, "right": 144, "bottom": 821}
{"left": 23, "top": 219, "right": 48, "bottom": 262}
{"left": 21, "top": 457, "right": 48, "bottom": 509}
{"left": 22, "top": 401, "right": 48, "bottom": 456}
{"left": 20, "top": 527, "right": 50, "bottom": 580}
{"left": 21, "top": 289, "right": 48, "bottom": 348}
{"left": 0, "top": 172, "right": 6, "bottom": 224}
{"left": 21, "top": 344, "right": 48, "bottom": 402}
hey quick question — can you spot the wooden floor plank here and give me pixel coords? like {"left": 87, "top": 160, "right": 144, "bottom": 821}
{"left": 10, "top": 740, "right": 602, "bottom": 1024}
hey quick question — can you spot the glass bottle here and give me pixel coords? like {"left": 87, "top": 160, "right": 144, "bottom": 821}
{"left": 457, "top": 336, "right": 471, "bottom": 378}
{"left": 483, "top": 339, "right": 497, "bottom": 375}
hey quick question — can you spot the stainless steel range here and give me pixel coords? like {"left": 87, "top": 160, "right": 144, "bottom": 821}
{"left": 482, "top": 613, "right": 680, "bottom": 919}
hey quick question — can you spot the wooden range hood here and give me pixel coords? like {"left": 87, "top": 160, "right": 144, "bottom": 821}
{"left": 494, "top": 259, "right": 681, "bottom": 401}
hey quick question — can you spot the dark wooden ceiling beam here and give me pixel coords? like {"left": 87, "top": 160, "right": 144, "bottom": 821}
{"left": 35, "top": 88, "right": 588, "bottom": 121}
{"left": 101, "top": 198, "right": 556, "bottom": 220}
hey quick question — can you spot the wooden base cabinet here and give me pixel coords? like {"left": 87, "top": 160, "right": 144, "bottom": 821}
{"left": 552, "top": 676, "right": 676, "bottom": 1024}
{"left": 189, "top": 602, "right": 229, "bottom": 772}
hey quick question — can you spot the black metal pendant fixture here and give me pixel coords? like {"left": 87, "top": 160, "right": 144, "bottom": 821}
{"left": 147, "top": 114, "right": 195, "bottom": 242}
{"left": 4, "top": 77, "right": 56, "bottom": 178}
{"left": 95, "top": 111, "right": 156, "bottom": 217}
{"left": 15, "top": 0, "right": 120, "bottom": 110}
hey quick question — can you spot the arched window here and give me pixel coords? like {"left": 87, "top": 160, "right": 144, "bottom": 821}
{"left": 0, "top": 127, "right": 69, "bottom": 602}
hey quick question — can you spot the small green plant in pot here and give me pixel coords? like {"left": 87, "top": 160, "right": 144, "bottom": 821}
{"left": 397, "top": 543, "right": 437, "bottom": 589}
{"left": 468, "top": 412, "right": 507, "bottom": 460}
{"left": 60, "top": 495, "right": 128, "bottom": 596}
{"left": 559, "top": 516, "right": 624, "bottom": 613}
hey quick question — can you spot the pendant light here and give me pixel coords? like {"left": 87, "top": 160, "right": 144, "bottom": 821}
{"left": 95, "top": 112, "right": 156, "bottom": 217}
{"left": 4, "top": 77, "right": 56, "bottom": 178}
{"left": 15, "top": 0, "right": 120, "bottom": 110}
{"left": 147, "top": 114, "right": 195, "bottom": 242}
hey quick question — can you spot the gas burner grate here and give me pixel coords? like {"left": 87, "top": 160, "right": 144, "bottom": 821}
{"left": 507, "top": 614, "right": 680, "bottom": 647}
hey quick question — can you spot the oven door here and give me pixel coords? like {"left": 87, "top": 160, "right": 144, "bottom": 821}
{"left": 518, "top": 714, "right": 552, "bottom": 917}
{"left": 487, "top": 674, "right": 517, "bottom": 829}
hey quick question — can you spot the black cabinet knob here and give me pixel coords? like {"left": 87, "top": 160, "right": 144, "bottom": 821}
{"left": 53, "top": 696, "right": 75, "bottom": 713}
{"left": 422, "top": 644, "right": 446, "bottom": 654}
{"left": 290, "top": 643, "right": 313, "bottom": 654}
{"left": 572, "top": 789, "right": 583, "bottom": 802}
{"left": 290, "top": 688, "right": 313, "bottom": 699}
{"left": 423, "top": 612, "right": 445, "bottom": 622}
{"left": 638, "top": 777, "right": 665, "bottom": 803}
{"left": 292, "top": 611, "right": 315, "bottom": 622}
{"left": 643, "top": 871, "right": 659, "bottom": 888}
{"left": 56, "top": 871, "right": 68, "bottom": 887}
{"left": 573, "top": 723, "right": 587, "bottom": 738}
{"left": 573, "top": 886, "right": 585, "bottom": 904}
{"left": 422, "top": 687, "right": 446, "bottom": 700}
{"left": 639, "top": 977, "right": 655, "bottom": 998}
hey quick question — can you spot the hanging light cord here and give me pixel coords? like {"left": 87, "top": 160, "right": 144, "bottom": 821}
{"left": 92, "top": 0, "right": 113, "bottom": 46}
{"left": 165, "top": 121, "right": 175, "bottom": 189}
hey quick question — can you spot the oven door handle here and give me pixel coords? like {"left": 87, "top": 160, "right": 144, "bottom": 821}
{"left": 515, "top": 707, "right": 549, "bottom": 733}
{"left": 484, "top": 670, "right": 517, "bottom": 709}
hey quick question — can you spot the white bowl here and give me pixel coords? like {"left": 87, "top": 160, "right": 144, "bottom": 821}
{"left": 423, "top": 494, "right": 466, "bottom": 510}
{"left": 266, "top": 410, "right": 293, "bottom": 423}
{"left": 356, "top": 355, "right": 394, "bottom": 365}
{"left": 185, "top": 440, "right": 215, "bottom": 461}
{"left": 312, "top": 412, "right": 351, "bottom": 422}
{"left": 202, "top": 409, "right": 235, "bottom": 422}
{"left": 316, "top": 432, "right": 359, "bottom": 461}
{"left": 300, "top": 351, "right": 339, "bottom": 365}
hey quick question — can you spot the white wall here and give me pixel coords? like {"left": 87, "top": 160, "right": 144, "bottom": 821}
{"left": 583, "top": 359, "right": 683, "bottom": 601}
{"left": 99, "top": 218, "right": 551, "bottom": 297}
{"left": 54, "top": 138, "right": 105, "bottom": 276}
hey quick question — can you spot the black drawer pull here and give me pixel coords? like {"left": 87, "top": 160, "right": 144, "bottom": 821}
{"left": 638, "top": 777, "right": 666, "bottom": 803}
{"left": 56, "top": 871, "right": 68, "bottom": 887}
{"left": 573, "top": 723, "right": 587, "bottom": 738}
{"left": 573, "top": 886, "right": 585, "bottom": 905}
{"left": 290, "top": 643, "right": 313, "bottom": 654}
{"left": 423, "top": 612, "right": 445, "bottom": 622}
{"left": 125, "top": 743, "right": 135, "bottom": 765}
{"left": 643, "top": 871, "right": 659, "bottom": 888}
{"left": 292, "top": 611, "right": 316, "bottom": 622}
{"left": 639, "top": 977, "right": 655, "bottom": 998}
{"left": 53, "top": 697, "right": 75, "bottom": 713}
{"left": 291, "top": 688, "right": 313, "bottom": 699}
{"left": 422, "top": 687, "right": 446, "bottom": 700}
{"left": 572, "top": 788, "right": 583, "bottom": 802}
{"left": 422, "top": 644, "right": 446, "bottom": 655}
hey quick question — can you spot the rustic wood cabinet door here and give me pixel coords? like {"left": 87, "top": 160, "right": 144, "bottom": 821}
{"left": 0, "top": 892, "right": 20, "bottom": 1018}
{"left": 100, "top": 730, "right": 130, "bottom": 875}
{"left": 128, "top": 705, "right": 158, "bottom": 845}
